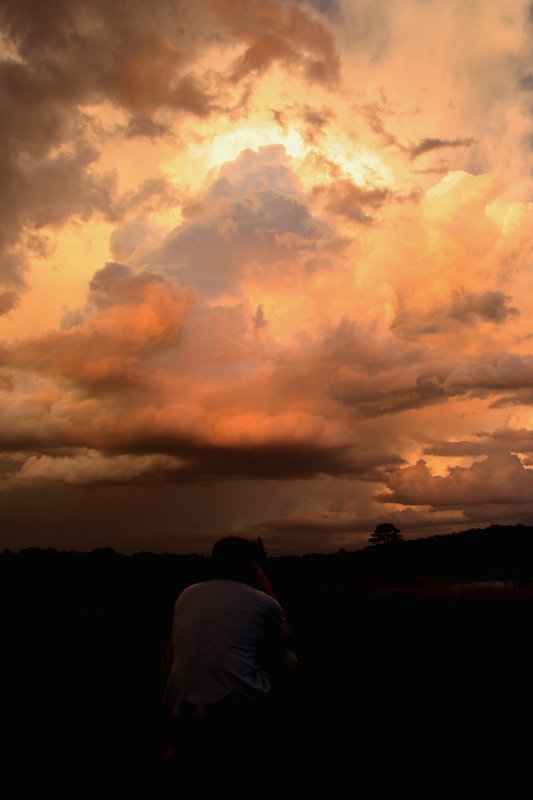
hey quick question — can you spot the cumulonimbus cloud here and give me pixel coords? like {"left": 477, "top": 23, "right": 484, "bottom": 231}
{"left": 0, "top": 0, "right": 339, "bottom": 312}
{"left": 376, "top": 452, "right": 533, "bottom": 509}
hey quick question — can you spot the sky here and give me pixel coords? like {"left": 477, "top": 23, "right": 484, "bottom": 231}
{"left": 1, "top": 0, "right": 533, "bottom": 554}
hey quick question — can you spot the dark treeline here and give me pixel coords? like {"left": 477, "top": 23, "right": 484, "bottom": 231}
{"left": 4, "top": 524, "right": 532, "bottom": 791}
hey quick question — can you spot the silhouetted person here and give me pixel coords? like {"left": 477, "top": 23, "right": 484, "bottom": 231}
{"left": 163, "top": 536, "right": 298, "bottom": 783}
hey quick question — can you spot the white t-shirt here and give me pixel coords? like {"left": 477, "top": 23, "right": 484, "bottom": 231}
{"left": 164, "top": 579, "right": 285, "bottom": 719}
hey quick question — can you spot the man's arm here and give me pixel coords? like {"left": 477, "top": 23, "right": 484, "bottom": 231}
{"left": 251, "top": 561, "right": 291, "bottom": 636}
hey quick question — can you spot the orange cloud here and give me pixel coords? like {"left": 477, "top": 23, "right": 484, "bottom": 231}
{"left": 377, "top": 453, "right": 533, "bottom": 509}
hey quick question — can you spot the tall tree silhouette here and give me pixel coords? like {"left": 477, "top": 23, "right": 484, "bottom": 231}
{"left": 369, "top": 523, "right": 403, "bottom": 546}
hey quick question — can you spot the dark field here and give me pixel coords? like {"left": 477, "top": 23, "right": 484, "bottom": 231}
{"left": 4, "top": 531, "right": 532, "bottom": 791}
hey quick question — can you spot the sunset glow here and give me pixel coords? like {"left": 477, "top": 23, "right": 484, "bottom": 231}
{"left": 1, "top": 0, "right": 533, "bottom": 553}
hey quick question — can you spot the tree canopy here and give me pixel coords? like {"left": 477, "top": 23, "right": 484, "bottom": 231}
{"left": 369, "top": 523, "right": 403, "bottom": 546}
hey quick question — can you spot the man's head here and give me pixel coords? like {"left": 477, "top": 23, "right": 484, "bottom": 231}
{"left": 211, "top": 536, "right": 257, "bottom": 582}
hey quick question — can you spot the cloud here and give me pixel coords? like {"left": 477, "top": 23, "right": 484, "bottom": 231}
{"left": 149, "top": 145, "right": 331, "bottom": 296}
{"left": 115, "top": 178, "right": 181, "bottom": 218}
{"left": 446, "top": 354, "right": 533, "bottom": 394}
{"left": 109, "top": 220, "right": 166, "bottom": 263}
{"left": 216, "top": 0, "right": 340, "bottom": 85}
{"left": 0, "top": 0, "right": 339, "bottom": 311}
{"left": 447, "top": 290, "right": 519, "bottom": 324}
{"left": 422, "top": 427, "right": 533, "bottom": 458}
{"left": 0, "top": 405, "right": 404, "bottom": 486}
{"left": 313, "top": 178, "right": 389, "bottom": 224}
{"left": 376, "top": 452, "right": 533, "bottom": 509}
{"left": 489, "top": 390, "right": 533, "bottom": 409}
{"left": 0, "top": 291, "right": 18, "bottom": 315}
{"left": 409, "top": 137, "right": 477, "bottom": 160}
{"left": 298, "top": 104, "right": 334, "bottom": 143}
{"left": 122, "top": 114, "right": 174, "bottom": 140}
{"left": 116, "top": 439, "right": 403, "bottom": 483}
{"left": 0, "top": 0, "right": 211, "bottom": 114}
{"left": 518, "top": 72, "right": 533, "bottom": 90}
{"left": 5, "top": 141, "right": 531, "bottom": 513}
{"left": 267, "top": 311, "right": 533, "bottom": 419}
{"left": 1, "top": 262, "right": 197, "bottom": 391}
{"left": 293, "top": 0, "right": 340, "bottom": 17}
{"left": 6, "top": 450, "right": 183, "bottom": 487}
{"left": 393, "top": 289, "right": 520, "bottom": 338}
{"left": 0, "top": 211, "right": 405, "bottom": 487}
{"left": 14, "top": 142, "right": 117, "bottom": 228}
{"left": 0, "top": 0, "right": 201, "bottom": 308}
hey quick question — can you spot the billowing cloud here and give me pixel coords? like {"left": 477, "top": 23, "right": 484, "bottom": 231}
{"left": 393, "top": 289, "right": 521, "bottom": 339}
{"left": 151, "top": 148, "right": 331, "bottom": 296}
{"left": 447, "top": 290, "right": 519, "bottom": 325}
{"left": 376, "top": 453, "right": 533, "bottom": 510}
{"left": 0, "top": 0, "right": 338, "bottom": 311}
{"left": 421, "top": 426, "right": 533, "bottom": 458}
{"left": 216, "top": 0, "right": 339, "bottom": 85}
{"left": 312, "top": 179, "right": 390, "bottom": 224}
{"left": 1, "top": 262, "right": 197, "bottom": 391}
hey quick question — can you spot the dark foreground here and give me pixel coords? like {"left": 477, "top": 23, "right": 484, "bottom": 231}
{"left": 4, "top": 544, "right": 532, "bottom": 792}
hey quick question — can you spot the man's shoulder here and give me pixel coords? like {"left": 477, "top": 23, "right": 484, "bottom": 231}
{"left": 177, "top": 580, "right": 282, "bottom": 613}
{"left": 243, "top": 583, "right": 284, "bottom": 619}
{"left": 211, "top": 579, "right": 281, "bottom": 606}
{"left": 174, "top": 581, "right": 208, "bottom": 607}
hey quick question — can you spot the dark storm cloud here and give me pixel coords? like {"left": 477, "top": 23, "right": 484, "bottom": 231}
{"left": 447, "top": 290, "right": 519, "bottom": 324}
{"left": 219, "top": 0, "right": 340, "bottom": 85}
{"left": 0, "top": 429, "right": 404, "bottom": 487}
{"left": 518, "top": 72, "right": 533, "bottom": 90}
{"left": 409, "top": 136, "right": 476, "bottom": 160}
{"left": 14, "top": 142, "right": 117, "bottom": 228}
{"left": 123, "top": 115, "right": 174, "bottom": 140}
{"left": 313, "top": 178, "right": 390, "bottom": 223}
{"left": 337, "top": 372, "right": 449, "bottom": 417}
{"left": 275, "top": 311, "right": 533, "bottom": 417}
{"left": 268, "top": 317, "right": 451, "bottom": 417}
{"left": 393, "top": 290, "right": 520, "bottom": 339}
{"left": 0, "top": 0, "right": 212, "bottom": 115}
{"left": 446, "top": 353, "right": 533, "bottom": 393}
{"left": 489, "top": 389, "right": 533, "bottom": 408}
{"left": 421, "top": 427, "right": 533, "bottom": 458}
{"left": 105, "top": 439, "right": 404, "bottom": 483}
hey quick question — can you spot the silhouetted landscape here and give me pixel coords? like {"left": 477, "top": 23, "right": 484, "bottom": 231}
{"left": 5, "top": 524, "right": 532, "bottom": 790}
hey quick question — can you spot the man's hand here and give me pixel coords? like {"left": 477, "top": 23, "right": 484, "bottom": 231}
{"left": 251, "top": 561, "right": 277, "bottom": 598}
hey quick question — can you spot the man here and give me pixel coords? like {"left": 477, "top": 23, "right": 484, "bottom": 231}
{"left": 163, "top": 536, "right": 297, "bottom": 771}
